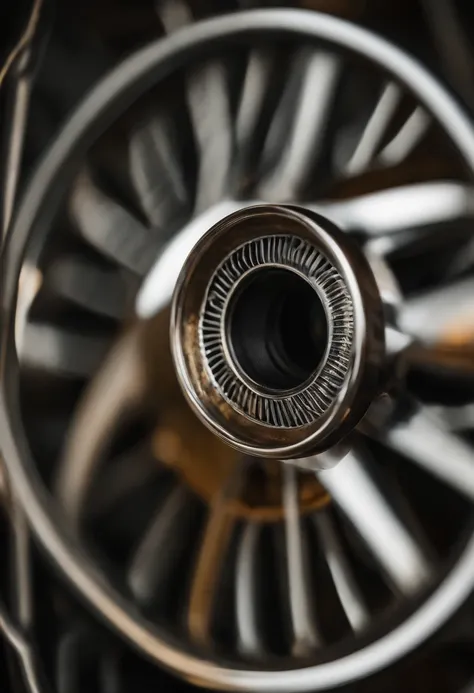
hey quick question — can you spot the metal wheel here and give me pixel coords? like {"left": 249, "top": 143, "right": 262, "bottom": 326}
{"left": 2, "top": 7, "right": 474, "bottom": 692}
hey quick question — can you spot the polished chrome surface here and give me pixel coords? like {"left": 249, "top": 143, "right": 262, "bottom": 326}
{"left": 171, "top": 204, "right": 383, "bottom": 459}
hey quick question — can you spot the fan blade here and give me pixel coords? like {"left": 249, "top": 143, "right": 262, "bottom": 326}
{"left": 343, "top": 82, "right": 401, "bottom": 177}
{"left": 158, "top": 0, "right": 233, "bottom": 212}
{"left": 235, "top": 49, "right": 275, "bottom": 177}
{"left": 70, "top": 171, "right": 160, "bottom": 275}
{"left": 187, "top": 464, "right": 244, "bottom": 645}
{"left": 377, "top": 107, "right": 430, "bottom": 168}
{"left": 321, "top": 181, "right": 474, "bottom": 238}
{"left": 47, "top": 257, "right": 126, "bottom": 320}
{"left": 282, "top": 465, "right": 320, "bottom": 656}
{"left": 128, "top": 484, "right": 195, "bottom": 605}
{"left": 56, "top": 329, "right": 144, "bottom": 525}
{"left": 382, "top": 408, "right": 474, "bottom": 502}
{"left": 258, "top": 49, "right": 340, "bottom": 201}
{"left": 129, "top": 115, "right": 189, "bottom": 231}
{"left": 186, "top": 61, "right": 234, "bottom": 212}
{"left": 20, "top": 323, "right": 108, "bottom": 378}
{"left": 319, "top": 452, "right": 432, "bottom": 596}
{"left": 400, "top": 276, "right": 474, "bottom": 343}
{"left": 429, "top": 403, "right": 474, "bottom": 431}
{"left": 312, "top": 510, "right": 369, "bottom": 632}
{"left": 235, "top": 522, "right": 264, "bottom": 657}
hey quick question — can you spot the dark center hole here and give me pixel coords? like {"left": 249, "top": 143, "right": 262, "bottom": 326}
{"left": 227, "top": 268, "right": 328, "bottom": 392}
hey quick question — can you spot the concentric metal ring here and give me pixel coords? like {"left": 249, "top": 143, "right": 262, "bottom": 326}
{"left": 200, "top": 234, "right": 354, "bottom": 428}
{"left": 171, "top": 204, "right": 384, "bottom": 458}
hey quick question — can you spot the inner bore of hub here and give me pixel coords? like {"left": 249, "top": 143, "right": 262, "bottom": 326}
{"left": 227, "top": 268, "right": 328, "bottom": 392}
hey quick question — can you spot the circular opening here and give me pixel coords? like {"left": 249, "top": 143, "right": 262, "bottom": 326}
{"left": 227, "top": 268, "right": 328, "bottom": 392}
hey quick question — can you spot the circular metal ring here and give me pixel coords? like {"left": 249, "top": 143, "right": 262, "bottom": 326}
{"left": 2, "top": 9, "right": 474, "bottom": 692}
{"left": 171, "top": 204, "right": 384, "bottom": 458}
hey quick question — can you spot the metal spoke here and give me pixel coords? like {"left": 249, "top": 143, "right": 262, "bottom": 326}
{"left": 129, "top": 115, "right": 189, "bottom": 230}
{"left": 321, "top": 181, "right": 474, "bottom": 238}
{"left": 312, "top": 510, "right": 369, "bottom": 632}
{"left": 20, "top": 323, "right": 108, "bottom": 378}
{"left": 186, "top": 61, "right": 234, "bottom": 212}
{"left": 128, "top": 484, "right": 194, "bottom": 605}
{"left": 235, "top": 522, "right": 264, "bottom": 657}
{"left": 400, "top": 276, "right": 474, "bottom": 343}
{"left": 235, "top": 49, "right": 275, "bottom": 172}
{"left": 343, "top": 82, "right": 401, "bottom": 176}
{"left": 158, "top": 0, "right": 233, "bottom": 213}
{"left": 70, "top": 171, "right": 159, "bottom": 275}
{"left": 382, "top": 407, "right": 474, "bottom": 503}
{"left": 56, "top": 330, "right": 144, "bottom": 525}
{"left": 318, "top": 451, "right": 432, "bottom": 596}
{"left": 258, "top": 50, "right": 340, "bottom": 201}
{"left": 377, "top": 107, "right": 430, "bottom": 167}
{"left": 47, "top": 257, "right": 126, "bottom": 320}
{"left": 282, "top": 465, "right": 320, "bottom": 656}
{"left": 187, "top": 464, "right": 244, "bottom": 645}
{"left": 429, "top": 403, "right": 474, "bottom": 431}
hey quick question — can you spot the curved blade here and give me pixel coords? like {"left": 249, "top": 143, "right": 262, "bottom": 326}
{"left": 235, "top": 521, "right": 264, "bottom": 657}
{"left": 129, "top": 115, "right": 190, "bottom": 231}
{"left": 282, "top": 465, "right": 320, "bottom": 656}
{"left": 70, "top": 170, "right": 160, "bottom": 275}
{"left": 158, "top": 0, "right": 234, "bottom": 213}
{"left": 312, "top": 510, "right": 369, "bottom": 632}
{"left": 20, "top": 323, "right": 109, "bottom": 378}
{"left": 318, "top": 451, "right": 432, "bottom": 596}
{"left": 46, "top": 256, "right": 127, "bottom": 320}
{"left": 382, "top": 407, "right": 474, "bottom": 503}
{"left": 187, "top": 462, "right": 245, "bottom": 645}
{"left": 55, "top": 329, "right": 145, "bottom": 526}
{"left": 257, "top": 49, "right": 341, "bottom": 201}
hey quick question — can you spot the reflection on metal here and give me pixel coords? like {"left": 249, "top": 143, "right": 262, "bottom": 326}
{"left": 383, "top": 408, "right": 474, "bottom": 502}
{"left": 235, "top": 522, "right": 263, "bottom": 656}
{"left": 20, "top": 323, "right": 109, "bottom": 377}
{"left": 258, "top": 50, "right": 340, "bottom": 200}
{"left": 319, "top": 452, "right": 432, "bottom": 595}
{"left": 0, "top": 0, "right": 45, "bottom": 241}
{"left": 236, "top": 49, "right": 274, "bottom": 172}
{"left": 187, "top": 465, "right": 243, "bottom": 645}
{"left": 283, "top": 465, "right": 320, "bottom": 655}
{"left": 158, "top": 0, "right": 234, "bottom": 213}
{"left": 377, "top": 107, "right": 430, "bottom": 167}
{"left": 324, "top": 181, "right": 474, "bottom": 237}
{"left": 56, "top": 330, "right": 145, "bottom": 525}
{"left": 71, "top": 170, "right": 160, "bottom": 274}
{"left": 171, "top": 204, "right": 384, "bottom": 460}
{"left": 129, "top": 115, "right": 190, "bottom": 230}
{"left": 400, "top": 277, "right": 474, "bottom": 344}
{"left": 313, "top": 510, "right": 369, "bottom": 631}
{"left": 344, "top": 82, "right": 401, "bottom": 176}
{"left": 2, "top": 53, "right": 32, "bottom": 242}
{"left": 136, "top": 200, "right": 253, "bottom": 318}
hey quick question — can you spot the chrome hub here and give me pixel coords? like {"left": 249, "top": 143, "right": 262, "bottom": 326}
{"left": 171, "top": 205, "right": 384, "bottom": 459}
